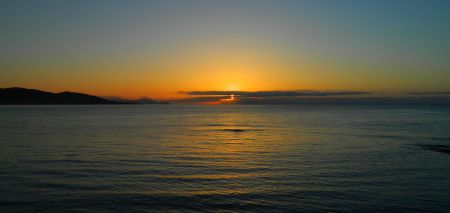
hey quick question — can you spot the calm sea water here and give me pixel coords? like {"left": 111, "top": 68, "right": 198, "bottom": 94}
{"left": 1, "top": 105, "right": 449, "bottom": 212}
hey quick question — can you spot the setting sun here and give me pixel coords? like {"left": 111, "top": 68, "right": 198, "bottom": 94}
{"left": 226, "top": 84, "right": 239, "bottom": 91}
{"left": 218, "top": 94, "right": 237, "bottom": 104}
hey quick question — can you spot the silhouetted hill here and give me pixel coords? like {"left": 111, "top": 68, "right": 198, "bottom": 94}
{"left": 0, "top": 87, "right": 127, "bottom": 105}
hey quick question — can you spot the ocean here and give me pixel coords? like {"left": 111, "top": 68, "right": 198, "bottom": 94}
{"left": 1, "top": 105, "right": 449, "bottom": 212}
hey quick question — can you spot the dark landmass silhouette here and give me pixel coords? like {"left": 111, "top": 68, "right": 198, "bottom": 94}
{"left": 0, "top": 87, "right": 168, "bottom": 105}
{"left": 0, "top": 87, "right": 126, "bottom": 105}
{"left": 406, "top": 92, "right": 450, "bottom": 95}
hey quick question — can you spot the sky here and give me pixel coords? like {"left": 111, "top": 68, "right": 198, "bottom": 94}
{"left": 1, "top": 0, "right": 449, "bottom": 100}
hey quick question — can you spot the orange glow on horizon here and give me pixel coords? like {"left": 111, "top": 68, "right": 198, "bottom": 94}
{"left": 3, "top": 39, "right": 441, "bottom": 100}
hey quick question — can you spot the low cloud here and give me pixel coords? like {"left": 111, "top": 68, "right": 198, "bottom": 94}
{"left": 177, "top": 90, "right": 450, "bottom": 106}
{"left": 180, "top": 90, "right": 369, "bottom": 97}
{"left": 173, "top": 96, "right": 228, "bottom": 103}
{"left": 237, "top": 96, "right": 450, "bottom": 106}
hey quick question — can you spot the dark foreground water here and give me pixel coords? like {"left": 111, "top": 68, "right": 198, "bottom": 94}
{"left": 0, "top": 105, "right": 449, "bottom": 212}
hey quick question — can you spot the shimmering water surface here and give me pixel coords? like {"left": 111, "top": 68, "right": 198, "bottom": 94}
{"left": 1, "top": 105, "right": 449, "bottom": 212}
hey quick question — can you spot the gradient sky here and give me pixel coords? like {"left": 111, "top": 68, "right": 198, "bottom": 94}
{"left": 1, "top": 0, "right": 449, "bottom": 99}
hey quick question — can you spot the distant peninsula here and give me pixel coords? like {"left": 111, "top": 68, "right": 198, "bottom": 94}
{"left": 0, "top": 87, "right": 169, "bottom": 105}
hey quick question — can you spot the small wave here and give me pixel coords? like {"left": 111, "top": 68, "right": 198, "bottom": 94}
{"left": 205, "top": 123, "right": 250, "bottom": 127}
{"left": 205, "top": 124, "right": 227, "bottom": 127}
{"left": 370, "top": 135, "right": 411, "bottom": 140}
{"left": 222, "top": 128, "right": 247, "bottom": 132}
{"left": 416, "top": 144, "right": 450, "bottom": 154}
{"left": 0, "top": 191, "right": 284, "bottom": 212}
{"left": 216, "top": 128, "right": 264, "bottom": 132}
{"left": 429, "top": 137, "right": 450, "bottom": 142}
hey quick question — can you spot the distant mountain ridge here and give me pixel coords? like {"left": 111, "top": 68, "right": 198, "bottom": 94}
{"left": 103, "top": 96, "right": 169, "bottom": 104}
{"left": 0, "top": 87, "right": 127, "bottom": 105}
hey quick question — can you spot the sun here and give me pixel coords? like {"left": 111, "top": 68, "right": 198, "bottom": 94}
{"left": 219, "top": 94, "right": 238, "bottom": 104}
{"left": 226, "top": 84, "right": 239, "bottom": 91}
